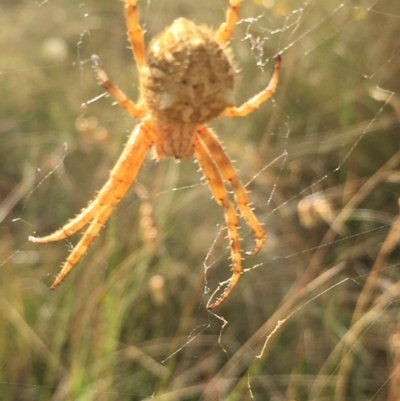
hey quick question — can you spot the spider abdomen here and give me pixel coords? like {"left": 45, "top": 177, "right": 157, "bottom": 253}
{"left": 142, "top": 18, "right": 235, "bottom": 125}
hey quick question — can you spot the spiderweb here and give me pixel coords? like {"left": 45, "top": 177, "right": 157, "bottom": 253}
{"left": 1, "top": 0, "right": 400, "bottom": 399}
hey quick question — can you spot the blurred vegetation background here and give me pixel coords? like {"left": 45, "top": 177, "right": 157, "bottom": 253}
{"left": 1, "top": 0, "right": 400, "bottom": 400}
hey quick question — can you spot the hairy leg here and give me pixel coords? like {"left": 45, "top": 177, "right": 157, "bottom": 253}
{"left": 30, "top": 121, "right": 155, "bottom": 244}
{"left": 193, "top": 134, "right": 242, "bottom": 310}
{"left": 49, "top": 203, "right": 113, "bottom": 289}
{"left": 223, "top": 54, "right": 281, "bottom": 117}
{"left": 198, "top": 126, "right": 265, "bottom": 255}
{"left": 124, "top": 0, "right": 146, "bottom": 69}
{"left": 216, "top": 0, "right": 241, "bottom": 44}
{"left": 91, "top": 55, "right": 146, "bottom": 118}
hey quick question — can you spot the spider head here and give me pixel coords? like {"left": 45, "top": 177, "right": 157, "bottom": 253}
{"left": 141, "top": 18, "right": 235, "bottom": 126}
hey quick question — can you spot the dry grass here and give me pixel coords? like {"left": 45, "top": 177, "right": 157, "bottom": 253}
{"left": 1, "top": 0, "right": 400, "bottom": 400}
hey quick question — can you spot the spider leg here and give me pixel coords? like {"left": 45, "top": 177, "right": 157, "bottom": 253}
{"left": 193, "top": 134, "right": 242, "bottom": 310}
{"left": 223, "top": 54, "right": 281, "bottom": 117}
{"left": 30, "top": 121, "right": 156, "bottom": 285}
{"left": 50, "top": 203, "right": 114, "bottom": 289}
{"left": 198, "top": 126, "right": 265, "bottom": 255}
{"left": 125, "top": 0, "right": 146, "bottom": 69}
{"left": 216, "top": 0, "right": 241, "bottom": 44}
{"left": 29, "top": 201, "right": 101, "bottom": 243}
{"left": 91, "top": 55, "right": 146, "bottom": 119}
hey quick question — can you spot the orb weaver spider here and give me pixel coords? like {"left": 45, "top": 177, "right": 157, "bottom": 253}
{"left": 30, "top": 0, "right": 281, "bottom": 310}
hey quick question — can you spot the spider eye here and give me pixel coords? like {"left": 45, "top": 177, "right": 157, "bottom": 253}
{"left": 181, "top": 79, "right": 188, "bottom": 85}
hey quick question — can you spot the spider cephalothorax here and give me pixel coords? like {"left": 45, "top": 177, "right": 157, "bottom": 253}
{"left": 30, "top": 0, "right": 281, "bottom": 310}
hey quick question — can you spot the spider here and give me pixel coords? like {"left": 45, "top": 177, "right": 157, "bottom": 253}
{"left": 29, "top": 0, "right": 281, "bottom": 310}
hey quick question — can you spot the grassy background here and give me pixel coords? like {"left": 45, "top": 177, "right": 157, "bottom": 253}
{"left": 1, "top": 0, "right": 400, "bottom": 399}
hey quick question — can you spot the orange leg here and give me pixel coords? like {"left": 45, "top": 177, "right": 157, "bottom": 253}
{"left": 223, "top": 54, "right": 281, "bottom": 117}
{"left": 91, "top": 55, "right": 146, "bottom": 119}
{"left": 193, "top": 134, "right": 242, "bottom": 310}
{"left": 216, "top": 0, "right": 241, "bottom": 45}
{"left": 49, "top": 203, "right": 113, "bottom": 289}
{"left": 29, "top": 201, "right": 101, "bottom": 243}
{"left": 30, "top": 121, "right": 155, "bottom": 243}
{"left": 44, "top": 38, "right": 149, "bottom": 242}
{"left": 30, "top": 121, "right": 156, "bottom": 288}
{"left": 124, "top": 0, "right": 146, "bottom": 69}
{"left": 198, "top": 126, "right": 265, "bottom": 255}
